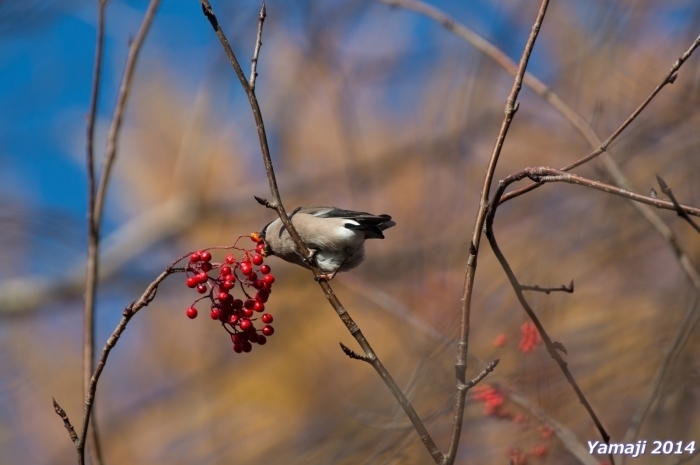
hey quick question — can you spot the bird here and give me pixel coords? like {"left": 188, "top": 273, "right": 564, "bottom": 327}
{"left": 258, "top": 205, "right": 395, "bottom": 280}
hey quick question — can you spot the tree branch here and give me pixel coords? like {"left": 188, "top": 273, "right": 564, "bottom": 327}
{"left": 445, "top": 2, "right": 550, "bottom": 464}
{"left": 83, "top": 1, "right": 109, "bottom": 463}
{"left": 198, "top": 1, "right": 443, "bottom": 462}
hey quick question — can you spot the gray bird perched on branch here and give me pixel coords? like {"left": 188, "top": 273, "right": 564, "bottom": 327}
{"left": 259, "top": 206, "right": 396, "bottom": 280}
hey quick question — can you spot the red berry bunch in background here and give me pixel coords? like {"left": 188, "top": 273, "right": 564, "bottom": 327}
{"left": 472, "top": 384, "right": 506, "bottom": 416}
{"left": 518, "top": 322, "right": 541, "bottom": 353}
{"left": 183, "top": 234, "right": 276, "bottom": 354}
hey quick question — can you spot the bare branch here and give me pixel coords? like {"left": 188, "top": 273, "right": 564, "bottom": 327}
{"left": 199, "top": 2, "right": 443, "bottom": 462}
{"left": 463, "top": 359, "right": 499, "bottom": 392}
{"left": 484, "top": 181, "right": 612, "bottom": 451}
{"left": 521, "top": 280, "right": 574, "bottom": 294}
{"left": 53, "top": 398, "right": 79, "bottom": 447}
{"left": 339, "top": 342, "right": 373, "bottom": 362}
{"left": 656, "top": 174, "right": 700, "bottom": 234}
{"left": 93, "top": 0, "right": 161, "bottom": 227}
{"left": 83, "top": 1, "right": 109, "bottom": 462}
{"left": 76, "top": 259, "right": 185, "bottom": 465}
{"left": 249, "top": 2, "right": 266, "bottom": 89}
{"left": 446, "top": 2, "right": 551, "bottom": 464}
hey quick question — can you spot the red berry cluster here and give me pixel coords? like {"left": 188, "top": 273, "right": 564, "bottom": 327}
{"left": 472, "top": 384, "right": 506, "bottom": 416}
{"left": 183, "top": 235, "right": 276, "bottom": 354}
{"left": 518, "top": 322, "right": 541, "bottom": 353}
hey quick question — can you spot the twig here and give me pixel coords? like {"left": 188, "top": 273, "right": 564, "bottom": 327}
{"left": 656, "top": 174, "right": 700, "bottom": 234}
{"left": 621, "top": 298, "right": 700, "bottom": 445}
{"left": 198, "top": 2, "right": 443, "bottom": 463}
{"left": 73, "top": 260, "right": 185, "bottom": 465}
{"left": 521, "top": 280, "right": 574, "bottom": 294}
{"left": 340, "top": 342, "right": 373, "bottom": 362}
{"left": 379, "top": 0, "right": 700, "bottom": 294}
{"left": 446, "top": 2, "right": 550, "bottom": 464}
{"left": 520, "top": 169, "right": 700, "bottom": 216}
{"left": 53, "top": 398, "right": 79, "bottom": 447}
{"left": 249, "top": 2, "right": 266, "bottom": 89}
{"left": 92, "top": 0, "right": 161, "bottom": 227}
{"left": 83, "top": 1, "right": 109, "bottom": 463}
{"left": 484, "top": 173, "right": 612, "bottom": 452}
{"left": 73, "top": 2, "right": 161, "bottom": 462}
{"left": 464, "top": 359, "right": 499, "bottom": 392}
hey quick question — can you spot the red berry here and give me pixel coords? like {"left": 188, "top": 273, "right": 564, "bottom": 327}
{"left": 228, "top": 314, "right": 239, "bottom": 325}
{"left": 190, "top": 252, "right": 201, "bottom": 262}
{"left": 196, "top": 283, "right": 207, "bottom": 294}
{"left": 201, "top": 262, "right": 212, "bottom": 272}
{"left": 243, "top": 308, "right": 254, "bottom": 318}
{"left": 233, "top": 343, "right": 243, "bottom": 353}
{"left": 252, "top": 254, "right": 264, "bottom": 266}
{"left": 262, "top": 325, "right": 274, "bottom": 336}
{"left": 244, "top": 299, "right": 255, "bottom": 309}
{"left": 246, "top": 272, "right": 258, "bottom": 282}
{"left": 196, "top": 272, "right": 208, "bottom": 283}
{"left": 210, "top": 308, "right": 221, "bottom": 320}
{"left": 251, "top": 235, "right": 261, "bottom": 243}
{"left": 221, "top": 280, "right": 235, "bottom": 290}
{"left": 231, "top": 333, "right": 243, "bottom": 344}
{"left": 242, "top": 341, "right": 252, "bottom": 353}
{"left": 254, "top": 292, "right": 268, "bottom": 304}
{"left": 259, "top": 264, "right": 271, "bottom": 274}
{"left": 239, "top": 319, "right": 252, "bottom": 331}
{"left": 261, "top": 313, "right": 273, "bottom": 324}
{"left": 255, "top": 243, "right": 265, "bottom": 254}
{"left": 220, "top": 265, "right": 232, "bottom": 276}
{"left": 225, "top": 254, "right": 235, "bottom": 264}
{"left": 253, "top": 301, "right": 265, "bottom": 312}
{"left": 218, "top": 292, "right": 232, "bottom": 303}
{"left": 200, "top": 251, "right": 212, "bottom": 262}
{"left": 186, "top": 277, "right": 198, "bottom": 288}
{"left": 232, "top": 299, "right": 243, "bottom": 310}
{"left": 257, "top": 335, "right": 267, "bottom": 345}
{"left": 249, "top": 332, "right": 259, "bottom": 343}
{"left": 186, "top": 307, "right": 198, "bottom": 319}
{"left": 224, "top": 273, "right": 236, "bottom": 282}
{"left": 263, "top": 274, "right": 275, "bottom": 285}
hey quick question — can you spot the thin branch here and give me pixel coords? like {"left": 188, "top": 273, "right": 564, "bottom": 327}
{"left": 379, "top": 0, "right": 700, "bottom": 295}
{"left": 521, "top": 280, "right": 574, "bottom": 294}
{"left": 76, "top": 2, "right": 161, "bottom": 462}
{"left": 92, "top": 0, "right": 161, "bottom": 227}
{"left": 84, "top": 1, "right": 109, "bottom": 463}
{"left": 75, "top": 259, "right": 185, "bottom": 464}
{"left": 53, "top": 398, "right": 79, "bottom": 448}
{"left": 446, "top": 2, "right": 550, "bottom": 464}
{"left": 249, "top": 2, "right": 266, "bottom": 89}
{"left": 198, "top": 2, "right": 443, "bottom": 462}
{"left": 656, "top": 174, "right": 700, "bottom": 234}
{"left": 484, "top": 175, "right": 611, "bottom": 450}
{"left": 340, "top": 342, "right": 373, "bottom": 362}
{"left": 464, "top": 359, "right": 499, "bottom": 392}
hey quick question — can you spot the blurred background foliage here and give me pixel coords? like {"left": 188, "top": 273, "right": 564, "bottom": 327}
{"left": 1, "top": 0, "right": 700, "bottom": 464}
